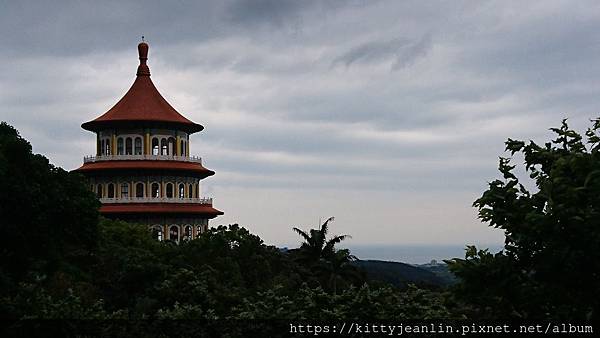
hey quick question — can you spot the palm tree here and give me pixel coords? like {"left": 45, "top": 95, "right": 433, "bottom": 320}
{"left": 292, "top": 217, "right": 351, "bottom": 262}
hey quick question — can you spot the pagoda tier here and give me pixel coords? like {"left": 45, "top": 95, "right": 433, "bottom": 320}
{"left": 77, "top": 158, "right": 215, "bottom": 179}
{"left": 100, "top": 203, "right": 223, "bottom": 216}
{"left": 75, "top": 40, "right": 222, "bottom": 242}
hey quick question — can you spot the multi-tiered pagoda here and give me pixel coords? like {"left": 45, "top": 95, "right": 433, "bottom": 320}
{"left": 76, "top": 41, "right": 223, "bottom": 242}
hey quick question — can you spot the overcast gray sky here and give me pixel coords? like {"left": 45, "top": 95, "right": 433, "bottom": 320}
{"left": 2, "top": 0, "right": 599, "bottom": 248}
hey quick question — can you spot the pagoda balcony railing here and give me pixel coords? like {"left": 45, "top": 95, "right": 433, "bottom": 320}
{"left": 84, "top": 154, "right": 202, "bottom": 164}
{"left": 99, "top": 197, "right": 213, "bottom": 204}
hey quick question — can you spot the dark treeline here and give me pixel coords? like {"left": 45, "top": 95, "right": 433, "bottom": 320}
{"left": 0, "top": 119, "right": 598, "bottom": 334}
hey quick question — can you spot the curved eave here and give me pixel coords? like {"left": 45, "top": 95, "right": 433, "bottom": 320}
{"left": 81, "top": 119, "right": 204, "bottom": 134}
{"left": 100, "top": 203, "right": 223, "bottom": 218}
{"left": 75, "top": 160, "right": 215, "bottom": 179}
{"left": 81, "top": 74, "right": 204, "bottom": 134}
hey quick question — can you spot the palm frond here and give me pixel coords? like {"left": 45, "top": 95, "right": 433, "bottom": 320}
{"left": 319, "top": 216, "right": 335, "bottom": 236}
{"left": 323, "top": 234, "right": 351, "bottom": 254}
{"left": 292, "top": 227, "right": 311, "bottom": 243}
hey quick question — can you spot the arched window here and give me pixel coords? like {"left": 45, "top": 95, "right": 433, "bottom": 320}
{"left": 125, "top": 137, "right": 133, "bottom": 155}
{"left": 117, "top": 138, "right": 124, "bottom": 155}
{"left": 184, "top": 225, "right": 192, "bottom": 241}
{"left": 188, "top": 184, "right": 193, "bottom": 199}
{"left": 196, "top": 225, "right": 203, "bottom": 238}
{"left": 135, "top": 137, "right": 142, "bottom": 155}
{"left": 151, "top": 183, "right": 160, "bottom": 198}
{"left": 136, "top": 182, "right": 144, "bottom": 198}
{"left": 152, "top": 138, "right": 159, "bottom": 155}
{"left": 107, "top": 183, "right": 115, "bottom": 198}
{"left": 169, "top": 226, "right": 179, "bottom": 242}
{"left": 166, "top": 183, "right": 173, "bottom": 198}
{"left": 153, "top": 226, "right": 163, "bottom": 241}
{"left": 194, "top": 184, "right": 199, "bottom": 198}
{"left": 121, "top": 183, "right": 129, "bottom": 198}
{"left": 180, "top": 140, "right": 186, "bottom": 156}
{"left": 96, "top": 184, "right": 103, "bottom": 198}
{"left": 161, "top": 138, "right": 168, "bottom": 155}
{"left": 168, "top": 137, "right": 175, "bottom": 156}
{"left": 104, "top": 139, "right": 111, "bottom": 155}
{"left": 178, "top": 183, "right": 185, "bottom": 199}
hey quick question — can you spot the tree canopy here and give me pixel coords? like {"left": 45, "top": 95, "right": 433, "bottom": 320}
{"left": 0, "top": 122, "right": 100, "bottom": 286}
{"left": 448, "top": 119, "right": 600, "bottom": 320}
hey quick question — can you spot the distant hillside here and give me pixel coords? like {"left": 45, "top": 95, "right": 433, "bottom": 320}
{"left": 417, "top": 263, "right": 458, "bottom": 285}
{"left": 352, "top": 260, "right": 450, "bottom": 287}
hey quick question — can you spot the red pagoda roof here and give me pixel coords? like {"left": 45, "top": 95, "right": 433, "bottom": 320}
{"left": 100, "top": 203, "right": 223, "bottom": 218}
{"left": 75, "top": 160, "right": 215, "bottom": 178}
{"left": 82, "top": 42, "right": 203, "bottom": 133}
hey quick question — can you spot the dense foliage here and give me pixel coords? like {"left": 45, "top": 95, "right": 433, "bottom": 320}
{"left": 2, "top": 118, "right": 598, "bottom": 334}
{"left": 0, "top": 122, "right": 99, "bottom": 293}
{"left": 448, "top": 119, "right": 600, "bottom": 320}
{"left": 0, "top": 123, "right": 451, "bottom": 336}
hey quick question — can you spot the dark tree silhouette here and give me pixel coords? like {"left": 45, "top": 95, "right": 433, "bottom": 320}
{"left": 448, "top": 118, "right": 600, "bottom": 320}
{"left": 316, "top": 248, "right": 359, "bottom": 294}
{"left": 292, "top": 217, "right": 351, "bottom": 262}
{"left": 0, "top": 122, "right": 100, "bottom": 284}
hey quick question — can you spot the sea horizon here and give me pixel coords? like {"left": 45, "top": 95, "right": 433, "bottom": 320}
{"left": 277, "top": 243, "right": 504, "bottom": 265}
{"left": 345, "top": 244, "right": 504, "bottom": 265}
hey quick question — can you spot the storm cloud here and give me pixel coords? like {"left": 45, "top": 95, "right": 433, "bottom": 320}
{"left": 2, "top": 0, "right": 598, "bottom": 247}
